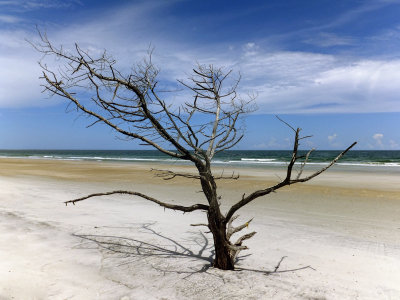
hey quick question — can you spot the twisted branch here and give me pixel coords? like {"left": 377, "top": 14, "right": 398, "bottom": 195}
{"left": 151, "top": 168, "right": 240, "bottom": 181}
{"left": 226, "top": 215, "right": 253, "bottom": 240}
{"left": 224, "top": 123, "right": 357, "bottom": 223}
{"left": 64, "top": 190, "right": 209, "bottom": 213}
{"left": 226, "top": 215, "right": 257, "bottom": 260}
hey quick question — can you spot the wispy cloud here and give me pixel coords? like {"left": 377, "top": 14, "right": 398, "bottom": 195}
{"left": 0, "top": 0, "right": 79, "bottom": 11}
{"left": 317, "top": 1, "right": 394, "bottom": 30}
{"left": 1, "top": 1, "right": 400, "bottom": 115}
{"left": 265, "top": 1, "right": 400, "bottom": 52}
{"left": 0, "top": 14, "right": 21, "bottom": 23}
{"left": 237, "top": 50, "right": 400, "bottom": 114}
{"left": 303, "top": 32, "right": 354, "bottom": 47}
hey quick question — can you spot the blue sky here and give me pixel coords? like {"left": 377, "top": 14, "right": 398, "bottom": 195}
{"left": 0, "top": 0, "right": 399, "bottom": 150}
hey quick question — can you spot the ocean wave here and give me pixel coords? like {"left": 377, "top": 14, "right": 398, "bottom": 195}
{"left": 212, "top": 158, "right": 280, "bottom": 164}
{"left": 240, "top": 158, "right": 277, "bottom": 162}
{"left": 62, "top": 156, "right": 176, "bottom": 162}
{"left": 215, "top": 159, "right": 400, "bottom": 167}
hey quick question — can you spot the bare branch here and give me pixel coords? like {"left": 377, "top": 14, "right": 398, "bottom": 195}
{"left": 227, "top": 216, "right": 253, "bottom": 240}
{"left": 228, "top": 244, "right": 248, "bottom": 252}
{"left": 275, "top": 115, "right": 296, "bottom": 132}
{"left": 190, "top": 223, "right": 209, "bottom": 228}
{"left": 234, "top": 231, "right": 256, "bottom": 246}
{"left": 225, "top": 138, "right": 357, "bottom": 223}
{"left": 274, "top": 256, "right": 287, "bottom": 272}
{"left": 151, "top": 168, "right": 201, "bottom": 180}
{"left": 292, "top": 141, "right": 357, "bottom": 183}
{"left": 296, "top": 148, "right": 314, "bottom": 180}
{"left": 64, "top": 190, "right": 209, "bottom": 213}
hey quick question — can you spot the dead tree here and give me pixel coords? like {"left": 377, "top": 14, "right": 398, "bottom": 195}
{"left": 33, "top": 32, "right": 356, "bottom": 270}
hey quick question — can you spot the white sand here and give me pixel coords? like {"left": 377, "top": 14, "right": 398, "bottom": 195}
{"left": 0, "top": 159, "right": 400, "bottom": 299}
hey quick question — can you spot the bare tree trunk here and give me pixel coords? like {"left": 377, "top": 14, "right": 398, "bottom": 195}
{"left": 197, "top": 162, "right": 235, "bottom": 270}
{"left": 207, "top": 204, "right": 234, "bottom": 270}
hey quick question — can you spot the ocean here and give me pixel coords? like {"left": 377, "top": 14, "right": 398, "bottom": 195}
{"left": 1, "top": 149, "right": 399, "bottom": 171}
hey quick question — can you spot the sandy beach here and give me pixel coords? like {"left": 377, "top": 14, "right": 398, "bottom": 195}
{"left": 0, "top": 158, "right": 399, "bottom": 299}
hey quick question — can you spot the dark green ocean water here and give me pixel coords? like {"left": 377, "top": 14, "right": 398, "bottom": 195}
{"left": 1, "top": 149, "right": 399, "bottom": 169}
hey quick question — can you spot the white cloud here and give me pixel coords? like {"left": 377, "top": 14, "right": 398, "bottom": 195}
{"left": 314, "top": 1, "right": 396, "bottom": 31}
{"left": 242, "top": 42, "right": 259, "bottom": 56}
{"left": 328, "top": 133, "right": 337, "bottom": 142}
{"left": 0, "top": 14, "right": 21, "bottom": 23}
{"left": 373, "top": 133, "right": 384, "bottom": 147}
{"left": 0, "top": 2, "right": 183, "bottom": 108}
{"left": 0, "top": 0, "right": 77, "bottom": 11}
{"left": 0, "top": 56, "right": 44, "bottom": 107}
{"left": 304, "top": 32, "right": 353, "bottom": 47}
{"left": 241, "top": 55, "right": 400, "bottom": 114}
{"left": 0, "top": 28, "right": 45, "bottom": 107}
{"left": 1, "top": 1, "right": 400, "bottom": 115}
{"left": 327, "top": 133, "right": 342, "bottom": 148}
{"left": 244, "top": 42, "right": 255, "bottom": 49}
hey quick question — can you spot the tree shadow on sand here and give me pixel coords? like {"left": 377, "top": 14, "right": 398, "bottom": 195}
{"left": 72, "top": 222, "right": 315, "bottom": 280}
